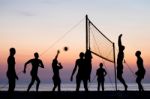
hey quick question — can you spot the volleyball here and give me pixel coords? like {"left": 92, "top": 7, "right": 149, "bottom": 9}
{"left": 63, "top": 46, "right": 68, "bottom": 51}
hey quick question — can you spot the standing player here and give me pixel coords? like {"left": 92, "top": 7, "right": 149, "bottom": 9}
{"left": 23, "top": 52, "right": 44, "bottom": 92}
{"left": 96, "top": 63, "right": 107, "bottom": 91}
{"left": 135, "top": 51, "right": 146, "bottom": 91}
{"left": 117, "top": 34, "right": 128, "bottom": 91}
{"left": 7, "top": 48, "right": 18, "bottom": 93}
{"left": 52, "top": 50, "right": 63, "bottom": 91}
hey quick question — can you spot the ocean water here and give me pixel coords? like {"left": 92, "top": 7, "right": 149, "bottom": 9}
{"left": 1, "top": 83, "right": 150, "bottom": 91}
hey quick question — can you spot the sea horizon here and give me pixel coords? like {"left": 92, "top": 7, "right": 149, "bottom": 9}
{"left": 1, "top": 83, "right": 150, "bottom": 91}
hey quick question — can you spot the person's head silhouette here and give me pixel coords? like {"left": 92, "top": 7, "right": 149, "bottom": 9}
{"left": 85, "top": 50, "right": 92, "bottom": 58}
{"left": 121, "top": 46, "right": 125, "bottom": 51}
{"left": 53, "top": 59, "right": 58, "bottom": 65}
{"left": 79, "top": 52, "right": 84, "bottom": 58}
{"left": 10, "top": 48, "right": 16, "bottom": 56}
{"left": 99, "top": 63, "right": 103, "bottom": 68}
{"left": 34, "top": 52, "right": 39, "bottom": 59}
{"left": 85, "top": 50, "right": 90, "bottom": 55}
{"left": 135, "top": 51, "right": 141, "bottom": 57}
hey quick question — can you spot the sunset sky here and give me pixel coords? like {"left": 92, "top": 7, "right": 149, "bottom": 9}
{"left": 0, "top": 0, "right": 150, "bottom": 85}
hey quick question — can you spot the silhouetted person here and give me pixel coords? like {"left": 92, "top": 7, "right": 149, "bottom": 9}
{"left": 135, "top": 51, "right": 146, "bottom": 91}
{"left": 85, "top": 50, "right": 92, "bottom": 82}
{"left": 96, "top": 63, "right": 107, "bottom": 91}
{"left": 23, "top": 52, "right": 44, "bottom": 92}
{"left": 70, "top": 52, "right": 88, "bottom": 91}
{"left": 117, "top": 34, "right": 128, "bottom": 91}
{"left": 52, "top": 50, "right": 63, "bottom": 91}
{"left": 7, "top": 48, "right": 18, "bottom": 93}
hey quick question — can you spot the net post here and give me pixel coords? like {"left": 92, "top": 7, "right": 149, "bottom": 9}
{"left": 86, "top": 15, "right": 88, "bottom": 51}
{"left": 113, "top": 43, "right": 117, "bottom": 91}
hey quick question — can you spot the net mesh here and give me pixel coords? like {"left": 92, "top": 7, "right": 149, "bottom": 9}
{"left": 87, "top": 20, "right": 115, "bottom": 63}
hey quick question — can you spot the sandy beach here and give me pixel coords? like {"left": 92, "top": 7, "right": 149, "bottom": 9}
{"left": 0, "top": 91, "right": 150, "bottom": 99}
